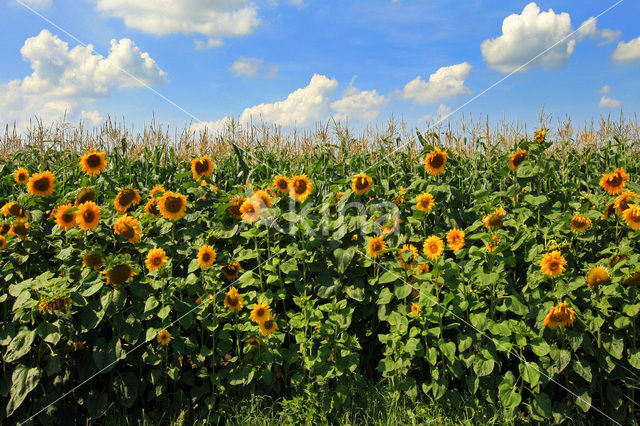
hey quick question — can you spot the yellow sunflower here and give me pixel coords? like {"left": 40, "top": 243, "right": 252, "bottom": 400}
{"left": 424, "top": 147, "right": 448, "bottom": 176}
{"left": 259, "top": 316, "right": 278, "bottom": 335}
{"left": 158, "top": 191, "right": 187, "bottom": 220}
{"left": 114, "top": 215, "right": 141, "bottom": 244}
{"left": 416, "top": 192, "right": 435, "bottom": 212}
{"left": 2, "top": 202, "right": 28, "bottom": 220}
{"left": 534, "top": 129, "right": 546, "bottom": 143}
{"left": 114, "top": 187, "right": 141, "bottom": 215}
{"left": 76, "top": 201, "right": 101, "bottom": 231}
{"left": 150, "top": 184, "right": 165, "bottom": 197}
{"left": 14, "top": 168, "right": 29, "bottom": 184}
{"left": 8, "top": 222, "right": 29, "bottom": 240}
{"left": 240, "top": 196, "right": 263, "bottom": 223}
{"left": 540, "top": 250, "right": 567, "bottom": 277}
{"left": 543, "top": 301, "right": 576, "bottom": 329}
{"left": 224, "top": 287, "right": 244, "bottom": 313}
{"left": 614, "top": 191, "right": 639, "bottom": 216}
{"left": 55, "top": 204, "right": 77, "bottom": 231}
{"left": 250, "top": 302, "right": 272, "bottom": 324}
{"left": 599, "top": 168, "right": 629, "bottom": 195}
{"left": 482, "top": 207, "right": 505, "bottom": 230}
{"left": 394, "top": 187, "right": 407, "bottom": 205}
{"left": 103, "top": 264, "right": 136, "bottom": 288}
{"left": 27, "top": 170, "right": 55, "bottom": 197}
{"left": 623, "top": 205, "right": 640, "bottom": 231}
{"left": 446, "top": 228, "right": 465, "bottom": 251}
{"left": 145, "top": 247, "right": 168, "bottom": 272}
{"left": 273, "top": 176, "right": 289, "bottom": 193}
{"left": 423, "top": 235, "right": 444, "bottom": 261}
{"left": 0, "top": 223, "right": 9, "bottom": 235}
{"left": 227, "top": 196, "right": 246, "bottom": 219}
{"left": 289, "top": 174, "right": 313, "bottom": 202}
{"left": 570, "top": 215, "right": 591, "bottom": 234}
{"left": 586, "top": 266, "right": 609, "bottom": 291}
{"left": 411, "top": 304, "right": 420, "bottom": 315}
{"left": 253, "top": 189, "right": 273, "bottom": 208}
{"left": 190, "top": 156, "right": 214, "bottom": 180}
{"left": 397, "top": 244, "right": 418, "bottom": 270}
{"left": 221, "top": 262, "right": 242, "bottom": 282}
{"left": 352, "top": 173, "right": 373, "bottom": 195}
{"left": 79, "top": 150, "right": 107, "bottom": 176}
{"left": 0, "top": 235, "right": 6, "bottom": 250}
{"left": 197, "top": 245, "right": 216, "bottom": 269}
{"left": 145, "top": 198, "right": 161, "bottom": 217}
{"left": 157, "top": 329, "right": 172, "bottom": 346}
{"left": 367, "top": 235, "right": 387, "bottom": 259}
{"left": 82, "top": 253, "right": 104, "bottom": 270}
{"left": 75, "top": 187, "right": 96, "bottom": 205}
{"left": 509, "top": 149, "right": 527, "bottom": 171}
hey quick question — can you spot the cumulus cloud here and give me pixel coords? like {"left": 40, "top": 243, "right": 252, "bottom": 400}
{"left": 597, "top": 85, "right": 611, "bottom": 94}
{"left": 239, "top": 74, "right": 338, "bottom": 126}
{"left": 0, "top": 30, "right": 167, "bottom": 127}
{"left": 402, "top": 62, "right": 472, "bottom": 105}
{"left": 231, "top": 57, "right": 264, "bottom": 78}
{"left": 599, "top": 96, "right": 621, "bottom": 108}
{"left": 190, "top": 117, "right": 234, "bottom": 134}
{"left": 330, "top": 85, "right": 388, "bottom": 122}
{"left": 576, "top": 16, "right": 620, "bottom": 45}
{"left": 194, "top": 38, "right": 224, "bottom": 50}
{"left": 80, "top": 110, "right": 103, "bottom": 126}
{"left": 612, "top": 37, "right": 640, "bottom": 64}
{"left": 93, "top": 0, "right": 260, "bottom": 39}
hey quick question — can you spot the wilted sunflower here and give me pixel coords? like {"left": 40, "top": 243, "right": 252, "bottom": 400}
{"left": 586, "top": 266, "right": 609, "bottom": 291}
{"left": 82, "top": 253, "right": 104, "bottom": 269}
{"left": 27, "top": 171, "right": 55, "bottom": 196}
{"left": 411, "top": 304, "right": 420, "bottom": 315}
{"left": 624, "top": 271, "right": 640, "bottom": 287}
{"left": 79, "top": 151, "right": 107, "bottom": 176}
{"left": 614, "top": 191, "right": 639, "bottom": 215}
{"left": 150, "top": 184, "right": 165, "bottom": 197}
{"left": 75, "top": 187, "right": 96, "bottom": 205}
{"left": 76, "top": 201, "right": 101, "bottom": 231}
{"left": 259, "top": 316, "right": 278, "bottom": 335}
{"left": 253, "top": 189, "right": 273, "bottom": 208}
{"left": 599, "top": 168, "right": 629, "bottom": 195}
{"left": 157, "top": 329, "right": 172, "bottom": 346}
{"left": 540, "top": 250, "right": 567, "bottom": 277}
{"left": 240, "top": 196, "right": 263, "bottom": 223}
{"left": 367, "top": 235, "right": 387, "bottom": 259}
{"left": 114, "top": 216, "right": 141, "bottom": 244}
{"left": 397, "top": 244, "right": 418, "bottom": 270}
{"left": 197, "top": 245, "right": 216, "bottom": 269}
{"left": 543, "top": 301, "right": 576, "bottom": 329}
{"left": 158, "top": 191, "right": 187, "bottom": 220}
{"left": 251, "top": 302, "right": 272, "bottom": 324}
{"left": 227, "top": 196, "right": 246, "bottom": 219}
{"left": 482, "top": 207, "right": 505, "bottom": 230}
{"left": 8, "top": 222, "right": 29, "bottom": 240}
{"left": 55, "top": 204, "right": 76, "bottom": 231}
{"left": 623, "top": 205, "right": 640, "bottom": 230}
{"left": 273, "top": 176, "right": 289, "bottom": 193}
{"left": 534, "top": 129, "right": 546, "bottom": 143}
{"left": 222, "top": 262, "right": 242, "bottom": 282}
{"left": 14, "top": 168, "right": 29, "bottom": 184}
{"left": 446, "top": 228, "right": 465, "bottom": 251}
{"left": 145, "top": 247, "right": 168, "bottom": 272}
{"left": 352, "top": 173, "right": 373, "bottom": 195}
{"left": 190, "top": 156, "right": 214, "bottom": 181}
{"left": 289, "top": 174, "right": 313, "bottom": 202}
{"left": 509, "top": 149, "right": 527, "bottom": 171}
{"left": 114, "top": 187, "right": 141, "bottom": 215}
{"left": 0, "top": 235, "right": 6, "bottom": 250}
{"left": 424, "top": 147, "right": 448, "bottom": 175}
{"left": 103, "top": 264, "right": 136, "bottom": 288}
{"left": 570, "top": 215, "right": 591, "bottom": 234}
{"left": 423, "top": 235, "right": 444, "bottom": 261}
{"left": 145, "top": 198, "right": 161, "bottom": 217}
{"left": 224, "top": 287, "right": 244, "bottom": 313}
{"left": 416, "top": 192, "right": 435, "bottom": 212}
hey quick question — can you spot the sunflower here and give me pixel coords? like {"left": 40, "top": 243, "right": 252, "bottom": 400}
{"left": 54, "top": 204, "right": 76, "bottom": 231}
{"left": 0, "top": 235, "right": 6, "bottom": 250}
{"left": 289, "top": 174, "right": 313, "bottom": 202}
{"left": 2, "top": 202, "right": 28, "bottom": 220}
{"left": 14, "top": 168, "right": 29, "bottom": 184}
{"left": 259, "top": 316, "right": 278, "bottom": 335}
{"left": 485, "top": 241, "right": 498, "bottom": 252}
{"left": 540, "top": 250, "right": 567, "bottom": 277}
{"left": 190, "top": 156, "right": 214, "bottom": 180}
{"left": 352, "top": 173, "right": 373, "bottom": 195}
{"left": 424, "top": 147, "right": 448, "bottom": 176}
{"left": 509, "top": 149, "right": 527, "bottom": 171}
{"left": 273, "top": 176, "right": 289, "bottom": 193}
{"left": 446, "top": 228, "right": 465, "bottom": 251}
{"left": 602, "top": 204, "right": 615, "bottom": 220}
{"left": 416, "top": 192, "right": 435, "bottom": 212}
{"left": 114, "top": 187, "right": 141, "bottom": 214}
{"left": 150, "top": 184, "right": 165, "bottom": 197}
{"left": 625, "top": 271, "right": 640, "bottom": 287}
{"left": 158, "top": 191, "right": 187, "bottom": 220}
{"left": 103, "top": 264, "right": 136, "bottom": 288}
{"left": 0, "top": 223, "right": 9, "bottom": 235}
{"left": 250, "top": 303, "right": 272, "bottom": 324}
{"left": 8, "top": 222, "right": 29, "bottom": 240}
{"left": 586, "top": 266, "right": 609, "bottom": 291}
{"left": 381, "top": 218, "right": 401, "bottom": 236}
{"left": 227, "top": 196, "right": 246, "bottom": 219}
{"left": 146, "top": 247, "right": 168, "bottom": 272}
{"left": 610, "top": 253, "right": 628, "bottom": 267}
{"left": 79, "top": 150, "right": 107, "bottom": 176}
{"left": 411, "top": 304, "right": 420, "bottom": 315}
{"left": 394, "top": 187, "right": 407, "bottom": 205}
{"left": 253, "top": 189, "right": 273, "bottom": 208}
{"left": 366, "top": 235, "right": 387, "bottom": 259}
{"left": 82, "top": 253, "right": 104, "bottom": 269}
{"left": 423, "top": 235, "right": 444, "bottom": 261}
{"left": 75, "top": 187, "right": 97, "bottom": 205}
{"left": 76, "top": 201, "right": 101, "bottom": 231}
{"left": 114, "top": 215, "right": 141, "bottom": 244}
{"left": 614, "top": 191, "right": 639, "bottom": 215}
{"left": 224, "top": 287, "right": 244, "bottom": 313}
{"left": 534, "top": 129, "right": 546, "bottom": 143}
{"left": 482, "top": 207, "right": 505, "bottom": 230}
{"left": 623, "top": 205, "right": 640, "bottom": 231}
{"left": 1, "top": 202, "right": 13, "bottom": 217}
{"left": 157, "top": 329, "right": 172, "bottom": 346}
{"left": 145, "top": 198, "right": 161, "bottom": 217}
{"left": 599, "top": 168, "right": 629, "bottom": 195}
{"left": 27, "top": 171, "right": 55, "bottom": 196}
{"left": 570, "top": 215, "right": 591, "bottom": 234}
{"left": 197, "top": 245, "right": 216, "bottom": 269}
{"left": 222, "top": 262, "right": 242, "bottom": 282}
{"left": 246, "top": 337, "right": 261, "bottom": 350}
{"left": 397, "top": 244, "right": 418, "bottom": 270}
{"left": 240, "top": 197, "right": 263, "bottom": 223}
{"left": 543, "top": 301, "right": 576, "bottom": 329}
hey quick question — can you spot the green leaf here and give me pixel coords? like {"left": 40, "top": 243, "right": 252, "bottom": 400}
{"left": 378, "top": 271, "right": 399, "bottom": 284}
{"left": 5, "top": 329, "right": 36, "bottom": 362}
{"left": 113, "top": 372, "right": 139, "bottom": 408}
{"left": 498, "top": 380, "right": 521, "bottom": 409}
{"left": 530, "top": 337, "right": 550, "bottom": 357}
{"left": 6, "top": 366, "right": 41, "bottom": 417}
{"left": 520, "top": 362, "right": 541, "bottom": 386}
{"left": 394, "top": 283, "right": 412, "bottom": 299}
{"left": 474, "top": 358, "right": 495, "bottom": 377}
{"left": 628, "top": 348, "right": 640, "bottom": 370}
{"left": 334, "top": 247, "right": 355, "bottom": 275}
{"left": 532, "top": 392, "right": 552, "bottom": 418}
{"left": 377, "top": 288, "right": 393, "bottom": 305}
{"left": 575, "top": 390, "right": 592, "bottom": 413}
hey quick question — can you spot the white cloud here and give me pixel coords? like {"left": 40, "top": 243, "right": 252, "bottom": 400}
{"left": 402, "top": 62, "right": 472, "bottom": 105}
{"left": 17, "top": 0, "right": 52, "bottom": 8}
{"left": 194, "top": 38, "right": 224, "bottom": 50}
{"left": 190, "top": 118, "right": 234, "bottom": 134}
{"left": 420, "top": 104, "right": 453, "bottom": 123}
{"left": 576, "top": 17, "right": 620, "bottom": 45}
{"left": 612, "top": 37, "right": 640, "bottom": 64}
{"left": 80, "top": 110, "right": 103, "bottom": 126}
{"left": 239, "top": 74, "right": 338, "bottom": 126}
{"left": 231, "top": 57, "right": 264, "bottom": 78}
{"left": 599, "top": 96, "right": 621, "bottom": 108}
{"left": 330, "top": 85, "right": 388, "bottom": 122}
{"left": 0, "top": 30, "right": 167, "bottom": 127}
{"left": 597, "top": 85, "right": 611, "bottom": 94}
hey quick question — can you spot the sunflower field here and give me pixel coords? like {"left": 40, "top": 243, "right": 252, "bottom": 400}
{"left": 1, "top": 129, "right": 640, "bottom": 424}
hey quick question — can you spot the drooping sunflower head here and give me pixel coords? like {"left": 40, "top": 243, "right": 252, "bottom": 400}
{"left": 146, "top": 247, "right": 168, "bottom": 272}
{"left": 114, "top": 187, "right": 141, "bottom": 214}
{"left": 14, "top": 168, "right": 29, "bottom": 184}
{"left": 145, "top": 198, "right": 161, "bottom": 217}
{"left": 150, "top": 184, "right": 165, "bottom": 197}
{"left": 351, "top": 173, "right": 373, "bottom": 195}
{"left": 540, "top": 250, "right": 567, "bottom": 277}
{"left": 411, "top": 304, "right": 420, "bottom": 315}
{"left": 273, "top": 176, "right": 289, "bottom": 193}
{"left": 623, "top": 205, "right": 640, "bottom": 231}
{"left": 570, "top": 215, "right": 591, "bottom": 234}
{"left": 416, "top": 192, "right": 435, "bottom": 212}
{"left": 76, "top": 201, "right": 101, "bottom": 231}
{"left": 158, "top": 191, "right": 187, "bottom": 220}
{"left": 114, "top": 215, "right": 141, "bottom": 244}
{"left": 55, "top": 204, "right": 77, "bottom": 231}
{"left": 240, "top": 197, "right": 263, "bottom": 223}
{"left": 250, "top": 302, "right": 272, "bottom": 324}
{"left": 221, "top": 262, "right": 242, "bottom": 282}
{"left": 104, "top": 264, "right": 135, "bottom": 288}
{"left": 224, "top": 287, "right": 244, "bottom": 313}
{"left": 624, "top": 271, "right": 640, "bottom": 287}
{"left": 253, "top": 189, "right": 273, "bottom": 208}
{"left": 586, "top": 266, "right": 610, "bottom": 291}
{"left": 289, "top": 174, "right": 313, "bottom": 202}
{"left": 259, "top": 316, "right": 278, "bottom": 335}
{"left": 75, "top": 187, "right": 97, "bottom": 205}
{"left": 509, "top": 149, "right": 527, "bottom": 171}
{"left": 227, "top": 196, "right": 246, "bottom": 219}
{"left": 424, "top": 147, "right": 448, "bottom": 176}
{"left": 197, "top": 245, "right": 216, "bottom": 270}
{"left": 367, "top": 235, "right": 387, "bottom": 259}
{"left": 82, "top": 253, "right": 104, "bottom": 269}
{"left": 599, "top": 168, "right": 630, "bottom": 195}
{"left": 190, "top": 156, "right": 214, "bottom": 180}
{"left": 397, "top": 244, "right": 418, "bottom": 270}
{"left": 482, "top": 207, "right": 505, "bottom": 230}
{"left": 8, "top": 221, "right": 29, "bottom": 240}
{"left": 157, "top": 329, "right": 171, "bottom": 346}
{"left": 534, "top": 129, "right": 546, "bottom": 143}
{"left": 446, "top": 228, "right": 465, "bottom": 251}
{"left": 79, "top": 151, "right": 107, "bottom": 176}
{"left": 543, "top": 301, "right": 576, "bottom": 329}
{"left": 27, "top": 171, "right": 55, "bottom": 197}
{"left": 423, "top": 235, "right": 444, "bottom": 261}
{"left": 614, "top": 191, "right": 639, "bottom": 216}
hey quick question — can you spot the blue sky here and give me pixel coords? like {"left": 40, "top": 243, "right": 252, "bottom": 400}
{"left": 1, "top": 0, "right": 639, "bottom": 133}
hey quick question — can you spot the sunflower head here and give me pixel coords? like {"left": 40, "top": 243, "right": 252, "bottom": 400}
{"left": 251, "top": 302, "right": 272, "bottom": 324}
{"left": 259, "top": 316, "right": 278, "bottom": 335}
{"left": 75, "top": 187, "right": 97, "bottom": 205}
{"left": 614, "top": 191, "right": 639, "bottom": 216}
{"left": 224, "top": 287, "right": 244, "bottom": 313}
{"left": 570, "top": 215, "right": 591, "bottom": 234}
{"left": 424, "top": 147, "right": 448, "bottom": 176}
{"left": 540, "top": 250, "right": 567, "bottom": 277}
{"left": 27, "top": 171, "right": 55, "bottom": 197}
{"left": 157, "top": 329, "right": 172, "bottom": 346}
{"left": 253, "top": 189, "right": 273, "bottom": 208}
{"left": 623, "top": 205, "right": 640, "bottom": 231}
{"left": 114, "top": 215, "right": 141, "bottom": 244}
{"left": 146, "top": 247, "right": 168, "bottom": 272}
{"left": 397, "top": 244, "right": 418, "bottom": 270}
{"left": 534, "top": 129, "right": 546, "bottom": 143}
{"left": 227, "top": 196, "right": 246, "bottom": 219}
{"left": 509, "top": 149, "right": 527, "bottom": 171}
{"left": 352, "top": 173, "right": 373, "bottom": 195}
{"left": 423, "top": 235, "right": 444, "bottom": 261}
{"left": 150, "top": 184, "right": 165, "bottom": 197}
{"left": 289, "top": 174, "right": 313, "bottom": 202}
{"left": 609, "top": 253, "right": 628, "bottom": 267}
{"left": 599, "top": 168, "right": 630, "bottom": 195}
{"left": 79, "top": 151, "right": 107, "bottom": 176}
{"left": 222, "top": 262, "right": 242, "bottom": 282}
{"left": 82, "top": 253, "right": 104, "bottom": 269}
{"left": 482, "top": 207, "right": 505, "bottom": 230}
{"left": 240, "top": 197, "right": 263, "bottom": 223}
{"left": 2, "top": 202, "right": 28, "bottom": 220}
{"left": 367, "top": 235, "right": 387, "bottom": 259}
{"left": 0, "top": 223, "right": 10, "bottom": 235}
{"left": 273, "top": 176, "right": 289, "bottom": 193}
{"left": 543, "top": 301, "right": 576, "bottom": 329}
{"left": 416, "top": 192, "right": 434, "bottom": 212}
{"left": 158, "top": 191, "right": 187, "bottom": 220}
{"left": 8, "top": 221, "right": 29, "bottom": 240}
{"left": 586, "top": 266, "right": 610, "bottom": 291}
{"left": 55, "top": 204, "right": 77, "bottom": 231}
{"left": 145, "top": 198, "right": 161, "bottom": 217}
{"left": 197, "top": 245, "right": 216, "bottom": 269}
{"left": 104, "top": 264, "right": 136, "bottom": 288}
{"left": 76, "top": 201, "right": 101, "bottom": 231}
{"left": 624, "top": 271, "right": 640, "bottom": 287}
{"left": 446, "top": 228, "right": 465, "bottom": 251}
{"left": 411, "top": 304, "right": 420, "bottom": 315}
{"left": 14, "top": 168, "right": 29, "bottom": 184}
{"left": 602, "top": 204, "right": 615, "bottom": 220}
{"left": 191, "top": 156, "right": 214, "bottom": 180}
{"left": 114, "top": 188, "right": 141, "bottom": 214}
